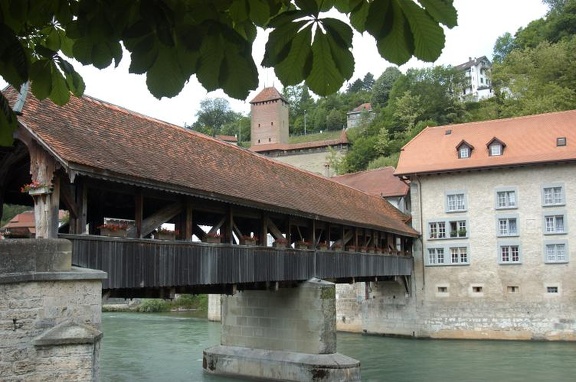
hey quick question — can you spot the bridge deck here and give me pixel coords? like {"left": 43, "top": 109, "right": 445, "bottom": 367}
{"left": 65, "top": 235, "right": 413, "bottom": 298}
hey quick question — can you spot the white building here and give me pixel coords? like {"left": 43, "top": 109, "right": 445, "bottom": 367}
{"left": 346, "top": 103, "right": 375, "bottom": 129}
{"left": 391, "top": 110, "right": 576, "bottom": 340}
{"left": 455, "top": 56, "right": 492, "bottom": 101}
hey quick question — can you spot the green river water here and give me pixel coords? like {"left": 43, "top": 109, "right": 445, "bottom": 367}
{"left": 101, "top": 312, "right": 576, "bottom": 382}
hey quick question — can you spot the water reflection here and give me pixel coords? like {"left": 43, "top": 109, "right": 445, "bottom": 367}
{"left": 101, "top": 312, "right": 576, "bottom": 382}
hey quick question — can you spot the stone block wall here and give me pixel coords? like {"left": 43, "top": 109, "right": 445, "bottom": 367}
{"left": 0, "top": 239, "right": 106, "bottom": 381}
{"left": 335, "top": 284, "right": 363, "bottom": 332}
{"left": 221, "top": 279, "right": 336, "bottom": 354}
{"left": 207, "top": 294, "right": 221, "bottom": 321}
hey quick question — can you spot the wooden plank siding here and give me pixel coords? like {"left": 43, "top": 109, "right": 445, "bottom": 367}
{"left": 64, "top": 235, "right": 412, "bottom": 297}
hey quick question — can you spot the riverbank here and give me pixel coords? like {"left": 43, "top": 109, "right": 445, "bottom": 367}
{"left": 102, "top": 294, "right": 208, "bottom": 314}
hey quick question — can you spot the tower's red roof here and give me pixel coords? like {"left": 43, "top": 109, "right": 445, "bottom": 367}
{"left": 250, "top": 87, "right": 288, "bottom": 104}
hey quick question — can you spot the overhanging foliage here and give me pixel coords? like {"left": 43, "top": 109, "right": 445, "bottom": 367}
{"left": 0, "top": 0, "right": 457, "bottom": 145}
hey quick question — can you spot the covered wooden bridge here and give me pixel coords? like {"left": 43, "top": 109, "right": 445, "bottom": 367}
{"left": 1, "top": 86, "right": 417, "bottom": 298}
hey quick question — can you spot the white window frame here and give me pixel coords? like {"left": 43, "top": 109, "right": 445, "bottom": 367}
{"left": 496, "top": 214, "right": 519, "bottom": 237}
{"left": 543, "top": 212, "right": 567, "bottom": 235}
{"left": 427, "top": 219, "right": 468, "bottom": 240}
{"left": 495, "top": 188, "right": 517, "bottom": 210}
{"left": 542, "top": 184, "right": 565, "bottom": 207}
{"left": 489, "top": 143, "right": 502, "bottom": 156}
{"left": 427, "top": 248, "right": 445, "bottom": 265}
{"left": 544, "top": 240, "right": 568, "bottom": 264}
{"left": 459, "top": 146, "right": 470, "bottom": 158}
{"left": 498, "top": 241, "right": 521, "bottom": 264}
{"left": 450, "top": 247, "right": 469, "bottom": 264}
{"left": 449, "top": 220, "right": 468, "bottom": 238}
{"left": 428, "top": 221, "right": 446, "bottom": 239}
{"left": 425, "top": 245, "right": 470, "bottom": 266}
{"left": 445, "top": 191, "right": 467, "bottom": 213}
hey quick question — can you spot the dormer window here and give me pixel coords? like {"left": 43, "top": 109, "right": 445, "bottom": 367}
{"left": 456, "top": 140, "right": 474, "bottom": 159}
{"left": 490, "top": 143, "right": 502, "bottom": 156}
{"left": 487, "top": 137, "right": 506, "bottom": 157}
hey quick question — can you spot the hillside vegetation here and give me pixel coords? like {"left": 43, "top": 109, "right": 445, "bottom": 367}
{"left": 190, "top": 0, "right": 576, "bottom": 174}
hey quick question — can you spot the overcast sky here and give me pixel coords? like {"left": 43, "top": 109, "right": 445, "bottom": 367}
{"left": 45, "top": 1, "right": 551, "bottom": 126}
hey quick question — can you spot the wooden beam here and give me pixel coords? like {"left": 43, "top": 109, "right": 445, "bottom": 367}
{"left": 265, "top": 217, "right": 284, "bottom": 240}
{"left": 78, "top": 182, "right": 88, "bottom": 234}
{"left": 342, "top": 228, "right": 354, "bottom": 247}
{"left": 134, "top": 191, "right": 144, "bottom": 238}
{"left": 60, "top": 183, "right": 78, "bottom": 219}
{"left": 192, "top": 223, "right": 207, "bottom": 241}
{"left": 185, "top": 201, "right": 193, "bottom": 241}
{"left": 226, "top": 207, "right": 234, "bottom": 244}
{"left": 127, "top": 202, "right": 183, "bottom": 238}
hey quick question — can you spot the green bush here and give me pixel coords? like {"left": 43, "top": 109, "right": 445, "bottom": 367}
{"left": 172, "top": 294, "right": 208, "bottom": 311}
{"left": 136, "top": 299, "right": 170, "bottom": 313}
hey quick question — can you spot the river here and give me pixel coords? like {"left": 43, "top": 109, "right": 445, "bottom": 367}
{"left": 101, "top": 312, "right": 576, "bottom": 382}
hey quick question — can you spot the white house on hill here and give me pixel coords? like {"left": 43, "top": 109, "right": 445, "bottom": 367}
{"left": 455, "top": 56, "right": 492, "bottom": 101}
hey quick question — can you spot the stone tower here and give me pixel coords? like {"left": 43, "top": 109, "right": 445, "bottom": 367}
{"left": 250, "top": 87, "right": 289, "bottom": 147}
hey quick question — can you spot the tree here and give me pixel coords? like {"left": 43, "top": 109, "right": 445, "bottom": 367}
{"left": 220, "top": 115, "right": 251, "bottom": 143}
{"left": 346, "top": 72, "right": 375, "bottom": 94}
{"left": 371, "top": 67, "right": 402, "bottom": 107}
{"left": 362, "top": 73, "right": 375, "bottom": 91}
{"left": 326, "top": 109, "right": 345, "bottom": 131}
{"left": 0, "top": 0, "right": 458, "bottom": 145}
{"left": 492, "top": 32, "right": 516, "bottom": 64}
{"left": 491, "top": 37, "right": 576, "bottom": 117}
{"left": 187, "top": 98, "right": 238, "bottom": 136}
{"left": 346, "top": 78, "right": 366, "bottom": 94}
{"left": 387, "top": 66, "right": 466, "bottom": 128}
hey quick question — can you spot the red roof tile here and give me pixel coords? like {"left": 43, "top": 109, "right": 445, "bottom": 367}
{"left": 395, "top": 110, "right": 576, "bottom": 176}
{"left": 6, "top": 87, "right": 417, "bottom": 237}
{"left": 332, "top": 167, "right": 409, "bottom": 197}
{"left": 1, "top": 210, "right": 35, "bottom": 230}
{"left": 351, "top": 103, "right": 372, "bottom": 113}
{"left": 249, "top": 87, "right": 287, "bottom": 104}
{"left": 216, "top": 135, "right": 238, "bottom": 143}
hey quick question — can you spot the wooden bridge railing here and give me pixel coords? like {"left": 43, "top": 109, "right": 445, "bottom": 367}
{"left": 62, "top": 234, "right": 413, "bottom": 297}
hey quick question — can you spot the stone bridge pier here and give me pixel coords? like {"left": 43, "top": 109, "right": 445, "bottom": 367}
{"left": 203, "top": 278, "right": 361, "bottom": 381}
{"left": 0, "top": 239, "right": 106, "bottom": 381}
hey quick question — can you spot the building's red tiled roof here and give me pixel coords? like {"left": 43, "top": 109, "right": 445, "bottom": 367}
{"left": 250, "top": 130, "right": 348, "bottom": 153}
{"left": 249, "top": 87, "right": 287, "bottom": 104}
{"left": 1, "top": 210, "right": 35, "bottom": 231}
{"left": 395, "top": 110, "right": 576, "bottom": 176}
{"left": 332, "top": 167, "right": 409, "bottom": 198}
{"left": 6, "top": 87, "right": 416, "bottom": 236}
{"left": 350, "top": 103, "right": 372, "bottom": 113}
{"left": 216, "top": 135, "right": 238, "bottom": 143}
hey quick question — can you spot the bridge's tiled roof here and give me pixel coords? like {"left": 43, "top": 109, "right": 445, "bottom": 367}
{"left": 6, "top": 87, "right": 417, "bottom": 237}
{"left": 395, "top": 110, "right": 576, "bottom": 176}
